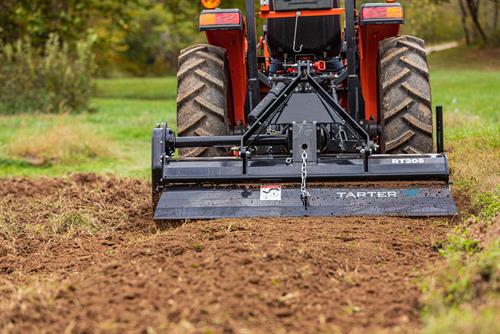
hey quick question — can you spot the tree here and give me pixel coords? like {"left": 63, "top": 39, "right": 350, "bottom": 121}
{"left": 0, "top": 0, "right": 147, "bottom": 73}
{"left": 465, "top": 0, "right": 488, "bottom": 41}
{"left": 492, "top": 0, "right": 499, "bottom": 31}
{"left": 459, "top": 0, "right": 472, "bottom": 44}
{"left": 0, "top": 0, "right": 144, "bottom": 44}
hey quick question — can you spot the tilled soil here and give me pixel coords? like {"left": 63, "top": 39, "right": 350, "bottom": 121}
{"left": 0, "top": 175, "right": 454, "bottom": 334}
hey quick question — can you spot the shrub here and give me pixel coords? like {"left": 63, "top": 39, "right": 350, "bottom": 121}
{"left": 0, "top": 34, "right": 96, "bottom": 114}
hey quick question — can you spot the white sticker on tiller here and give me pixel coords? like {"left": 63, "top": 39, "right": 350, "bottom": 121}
{"left": 260, "top": 185, "right": 282, "bottom": 201}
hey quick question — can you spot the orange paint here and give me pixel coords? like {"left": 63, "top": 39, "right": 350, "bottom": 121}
{"left": 359, "top": 23, "right": 400, "bottom": 121}
{"left": 205, "top": 29, "right": 248, "bottom": 126}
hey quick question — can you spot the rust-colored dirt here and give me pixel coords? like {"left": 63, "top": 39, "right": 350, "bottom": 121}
{"left": 0, "top": 175, "right": 453, "bottom": 334}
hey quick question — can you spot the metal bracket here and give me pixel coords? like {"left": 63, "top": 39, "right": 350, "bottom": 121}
{"left": 436, "top": 106, "right": 444, "bottom": 154}
{"left": 292, "top": 122, "right": 318, "bottom": 163}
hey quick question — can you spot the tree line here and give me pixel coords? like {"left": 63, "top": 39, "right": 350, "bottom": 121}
{"left": 1, "top": 0, "right": 498, "bottom": 76}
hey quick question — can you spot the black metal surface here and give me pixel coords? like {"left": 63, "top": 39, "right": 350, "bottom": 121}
{"left": 272, "top": 0, "right": 334, "bottom": 11}
{"left": 243, "top": 63, "right": 371, "bottom": 153}
{"left": 305, "top": 68, "right": 371, "bottom": 145}
{"left": 242, "top": 73, "right": 302, "bottom": 148}
{"left": 154, "top": 184, "right": 457, "bottom": 220}
{"left": 275, "top": 93, "right": 336, "bottom": 124}
{"left": 249, "top": 82, "right": 286, "bottom": 122}
{"left": 292, "top": 122, "right": 318, "bottom": 162}
{"left": 245, "top": 0, "right": 260, "bottom": 112}
{"left": 175, "top": 135, "right": 288, "bottom": 148}
{"left": 345, "top": 0, "right": 359, "bottom": 119}
{"left": 162, "top": 154, "right": 450, "bottom": 183}
{"left": 436, "top": 106, "right": 444, "bottom": 154}
{"left": 151, "top": 126, "right": 164, "bottom": 199}
{"left": 267, "top": 1, "right": 341, "bottom": 57}
{"left": 258, "top": 71, "right": 273, "bottom": 88}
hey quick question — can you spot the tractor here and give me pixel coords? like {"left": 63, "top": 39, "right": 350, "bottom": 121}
{"left": 151, "top": 0, "right": 457, "bottom": 219}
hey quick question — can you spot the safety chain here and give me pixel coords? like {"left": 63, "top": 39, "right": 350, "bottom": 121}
{"left": 300, "top": 149, "right": 311, "bottom": 208}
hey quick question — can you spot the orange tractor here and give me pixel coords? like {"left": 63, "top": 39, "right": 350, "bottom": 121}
{"left": 152, "top": 0, "right": 457, "bottom": 219}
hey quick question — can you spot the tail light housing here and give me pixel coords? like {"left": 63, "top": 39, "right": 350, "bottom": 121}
{"left": 199, "top": 10, "right": 243, "bottom": 31}
{"left": 360, "top": 3, "right": 404, "bottom": 25}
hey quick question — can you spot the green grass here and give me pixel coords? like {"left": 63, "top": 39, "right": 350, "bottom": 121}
{"left": 431, "top": 69, "right": 500, "bottom": 123}
{"left": 428, "top": 46, "right": 500, "bottom": 72}
{"left": 421, "top": 233, "right": 500, "bottom": 334}
{"left": 0, "top": 78, "right": 178, "bottom": 178}
{"left": 0, "top": 98, "right": 176, "bottom": 178}
{"left": 429, "top": 66, "right": 500, "bottom": 197}
{"left": 421, "top": 48, "right": 500, "bottom": 334}
{"left": 94, "top": 77, "right": 177, "bottom": 100}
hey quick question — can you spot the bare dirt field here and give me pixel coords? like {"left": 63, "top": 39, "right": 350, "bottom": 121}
{"left": 0, "top": 175, "right": 456, "bottom": 334}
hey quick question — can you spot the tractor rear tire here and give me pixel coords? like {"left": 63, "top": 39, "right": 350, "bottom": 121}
{"left": 176, "top": 44, "right": 229, "bottom": 158}
{"left": 378, "top": 35, "right": 433, "bottom": 154}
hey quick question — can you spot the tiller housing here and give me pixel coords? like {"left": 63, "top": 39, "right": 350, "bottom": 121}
{"left": 152, "top": 0, "right": 457, "bottom": 220}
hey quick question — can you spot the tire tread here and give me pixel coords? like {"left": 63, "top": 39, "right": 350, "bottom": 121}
{"left": 176, "top": 44, "right": 229, "bottom": 158}
{"left": 379, "top": 35, "right": 434, "bottom": 154}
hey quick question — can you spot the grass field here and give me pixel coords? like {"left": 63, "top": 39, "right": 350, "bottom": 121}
{"left": 0, "top": 96, "right": 175, "bottom": 178}
{"left": 0, "top": 47, "right": 498, "bottom": 181}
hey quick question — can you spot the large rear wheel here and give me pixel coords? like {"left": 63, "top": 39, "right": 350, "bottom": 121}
{"left": 378, "top": 35, "right": 433, "bottom": 154}
{"left": 176, "top": 44, "right": 229, "bottom": 158}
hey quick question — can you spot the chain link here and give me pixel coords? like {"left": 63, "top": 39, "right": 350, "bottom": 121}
{"left": 300, "top": 149, "right": 310, "bottom": 207}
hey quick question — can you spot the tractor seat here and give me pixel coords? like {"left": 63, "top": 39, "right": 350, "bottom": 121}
{"left": 267, "top": 0, "right": 341, "bottom": 58}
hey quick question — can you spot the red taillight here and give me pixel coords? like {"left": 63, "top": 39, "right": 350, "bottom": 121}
{"left": 216, "top": 13, "right": 241, "bottom": 25}
{"left": 362, "top": 6, "right": 403, "bottom": 20}
{"left": 199, "top": 12, "right": 241, "bottom": 27}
